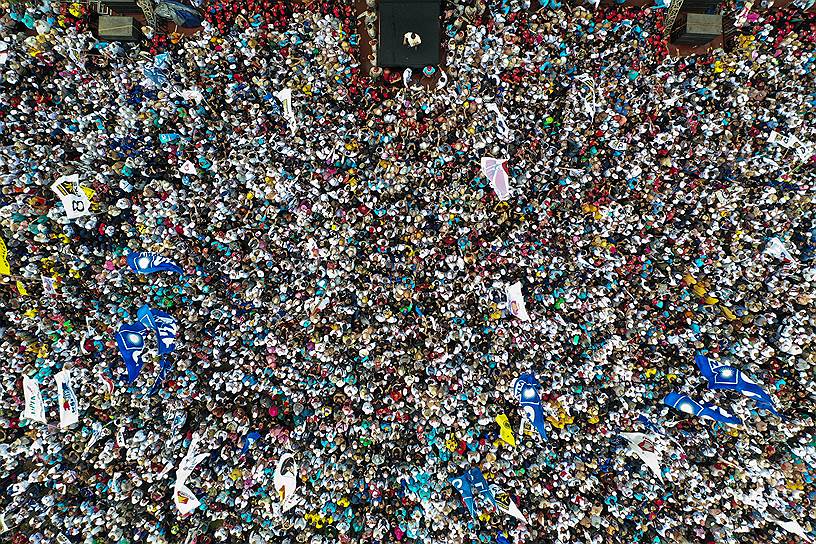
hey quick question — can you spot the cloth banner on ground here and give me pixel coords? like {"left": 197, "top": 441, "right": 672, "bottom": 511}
{"left": 695, "top": 353, "right": 780, "bottom": 416}
{"left": 512, "top": 372, "right": 548, "bottom": 441}
{"left": 137, "top": 304, "right": 178, "bottom": 355}
{"left": 55, "top": 369, "right": 80, "bottom": 428}
{"left": 273, "top": 453, "right": 298, "bottom": 513}
{"left": 505, "top": 281, "right": 530, "bottom": 321}
{"left": 22, "top": 376, "right": 47, "bottom": 423}
{"left": 127, "top": 251, "right": 183, "bottom": 275}
{"left": 51, "top": 174, "right": 92, "bottom": 219}
{"left": 664, "top": 392, "right": 742, "bottom": 425}
{"left": 116, "top": 321, "right": 148, "bottom": 382}
{"left": 481, "top": 157, "right": 511, "bottom": 201}
{"left": 620, "top": 432, "right": 664, "bottom": 482}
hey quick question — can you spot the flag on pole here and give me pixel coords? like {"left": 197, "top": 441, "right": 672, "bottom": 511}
{"left": 491, "top": 485, "right": 528, "bottom": 524}
{"left": 242, "top": 431, "right": 261, "bottom": 455}
{"left": 769, "top": 518, "right": 813, "bottom": 542}
{"left": 505, "top": 281, "right": 530, "bottom": 321}
{"left": 481, "top": 157, "right": 511, "bottom": 201}
{"left": 148, "top": 357, "right": 173, "bottom": 397}
{"left": 22, "top": 376, "right": 47, "bottom": 423}
{"left": 115, "top": 322, "right": 148, "bottom": 382}
{"left": 273, "top": 88, "right": 297, "bottom": 135}
{"left": 512, "top": 373, "right": 548, "bottom": 441}
{"left": 127, "top": 252, "right": 183, "bottom": 275}
{"left": 448, "top": 471, "right": 477, "bottom": 517}
{"left": 664, "top": 392, "right": 742, "bottom": 426}
{"left": 620, "top": 432, "right": 664, "bottom": 482}
{"left": 51, "top": 174, "right": 92, "bottom": 219}
{"left": 495, "top": 414, "right": 516, "bottom": 447}
{"left": 173, "top": 482, "right": 201, "bottom": 515}
{"left": 0, "top": 235, "right": 10, "bottom": 275}
{"left": 466, "top": 468, "right": 497, "bottom": 510}
{"left": 137, "top": 305, "right": 178, "bottom": 355}
{"left": 485, "top": 103, "right": 512, "bottom": 140}
{"left": 176, "top": 434, "right": 209, "bottom": 487}
{"left": 694, "top": 353, "right": 780, "bottom": 416}
{"left": 55, "top": 369, "right": 80, "bottom": 428}
{"left": 273, "top": 453, "right": 299, "bottom": 513}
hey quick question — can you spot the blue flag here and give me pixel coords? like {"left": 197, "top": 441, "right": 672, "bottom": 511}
{"left": 115, "top": 322, "right": 148, "bottom": 382}
{"left": 636, "top": 414, "right": 665, "bottom": 435}
{"left": 127, "top": 252, "right": 183, "bottom": 275}
{"left": 137, "top": 305, "right": 178, "bottom": 355}
{"left": 242, "top": 431, "right": 261, "bottom": 454}
{"left": 148, "top": 357, "right": 172, "bottom": 397}
{"left": 448, "top": 471, "right": 477, "bottom": 517}
{"left": 143, "top": 66, "right": 168, "bottom": 87}
{"left": 512, "top": 372, "right": 548, "bottom": 441}
{"left": 144, "top": 52, "right": 170, "bottom": 87}
{"left": 695, "top": 353, "right": 780, "bottom": 416}
{"left": 664, "top": 392, "right": 742, "bottom": 425}
{"left": 467, "top": 467, "right": 498, "bottom": 510}
{"left": 497, "top": 534, "right": 512, "bottom": 544}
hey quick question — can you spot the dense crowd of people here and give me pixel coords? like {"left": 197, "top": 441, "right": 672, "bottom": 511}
{"left": 1, "top": 0, "right": 815, "bottom": 542}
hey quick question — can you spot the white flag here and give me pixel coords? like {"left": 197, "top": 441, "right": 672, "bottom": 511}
{"left": 179, "top": 160, "right": 197, "bottom": 175}
{"left": 51, "top": 174, "right": 92, "bottom": 219}
{"left": 505, "top": 281, "right": 530, "bottom": 321}
{"left": 620, "top": 432, "right": 664, "bottom": 482}
{"left": 180, "top": 89, "right": 204, "bottom": 103}
{"left": 176, "top": 434, "right": 209, "bottom": 488}
{"left": 609, "top": 139, "right": 628, "bottom": 151}
{"left": 274, "top": 89, "right": 297, "bottom": 135}
{"left": 491, "top": 485, "right": 528, "bottom": 524}
{"left": 273, "top": 453, "right": 298, "bottom": 513}
{"left": 55, "top": 369, "right": 80, "bottom": 428}
{"left": 22, "top": 376, "right": 47, "bottom": 423}
{"left": 769, "top": 518, "right": 813, "bottom": 542}
{"left": 481, "top": 157, "right": 511, "bottom": 201}
{"left": 764, "top": 237, "right": 794, "bottom": 261}
{"left": 41, "top": 275, "right": 57, "bottom": 295}
{"left": 485, "top": 103, "right": 512, "bottom": 140}
{"left": 436, "top": 70, "right": 448, "bottom": 90}
{"left": 173, "top": 482, "right": 201, "bottom": 515}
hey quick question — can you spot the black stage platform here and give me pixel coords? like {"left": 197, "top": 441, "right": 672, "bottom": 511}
{"left": 378, "top": 0, "right": 441, "bottom": 68}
